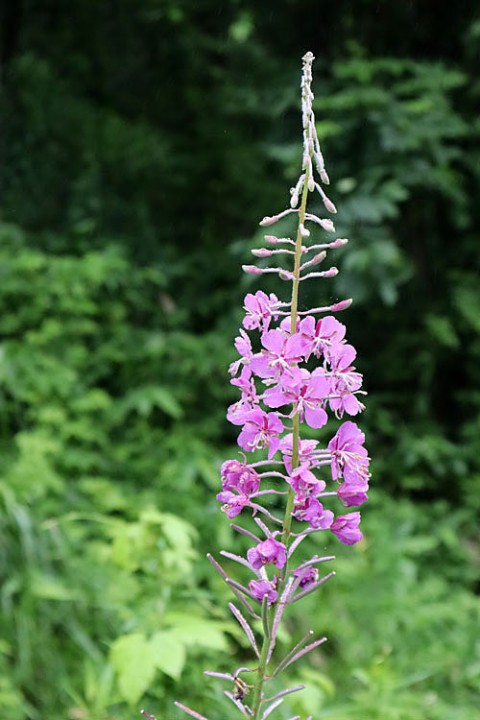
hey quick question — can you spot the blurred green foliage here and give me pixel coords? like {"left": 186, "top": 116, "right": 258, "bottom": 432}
{"left": 0, "top": 1, "right": 479, "bottom": 718}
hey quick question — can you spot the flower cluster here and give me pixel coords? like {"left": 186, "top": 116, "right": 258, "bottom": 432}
{"left": 174, "top": 51, "right": 371, "bottom": 720}
{"left": 218, "top": 301, "right": 369, "bottom": 605}
{"left": 227, "top": 309, "right": 367, "bottom": 480}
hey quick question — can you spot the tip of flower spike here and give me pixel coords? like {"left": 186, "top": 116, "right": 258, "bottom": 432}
{"left": 242, "top": 265, "right": 262, "bottom": 275}
{"left": 302, "top": 51, "right": 315, "bottom": 63}
{"left": 331, "top": 298, "right": 352, "bottom": 312}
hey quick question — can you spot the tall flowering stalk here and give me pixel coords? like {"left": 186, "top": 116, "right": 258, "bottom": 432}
{"left": 171, "top": 52, "right": 371, "bottom": 720}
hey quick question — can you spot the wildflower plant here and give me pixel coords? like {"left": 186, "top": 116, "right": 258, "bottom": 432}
{"left": 168, "top": 51, "right": 370, "bottom": 720}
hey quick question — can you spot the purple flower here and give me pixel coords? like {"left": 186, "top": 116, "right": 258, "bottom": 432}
{"left": 230, "top": 366, "right": 257, "bottom": 400}
{"left": 337, "top": 479, "right": 369, "bottom": 507}
{"left": 227, "top": 367, "right": 260, "bottom": 424}
{"left": 249, "top": 329, "right": 304, "bottom": 382}
{"left": 298, "top": 369, "right": 330, "bottom": 428}
{"left": 220, "top": 459, "right": 260, "bottom": 494}
{"left": 216, "top": 490, "right": 250, "bottom": 518}
{"left": 247, "top": 538, "right": 287, "bottom": 569}
{"left": 262, "top": 374, "right": 298, "bottom": 409}
{"left": 328, "top": 421, "right": 370, "bottom": 484}
{"left": 243, "top": 291, "right": 280, "bottom": 333}
{"left": 249, "top": 578, "right": 278, "bottom": 604}
{"left": 280, "top": 434, "right": 319, "bottom": 472}
{"left": 234, "top": 328, "right": 253, "bottom": 358}
{"left": 330, "top": 512, "right": 363, "bottom": 545}
{"left": 236, "top": 409, "right": 284, "bottom": 459}
{"left": 229, "top": 329, "right": 253, "bottom": 377}
{"left": 217, "top": 459, "right": 261, "bottom": 517}
{"left": 298, "top": 315, "right": 346, "bottom": 360}
{"left": 293, "top": 566, "right": 319, "bottom": 588}
{"left": 288, "top": 464, "right": 325, "bottom": 496}
{"left": 264, "top": 368, "right": 329, "bottom": 429}
{"left": 328, "top": 344, "right": 363, "bottom": 417}
{"left": 293, "top": 494, "right": 334, "bottom": 529}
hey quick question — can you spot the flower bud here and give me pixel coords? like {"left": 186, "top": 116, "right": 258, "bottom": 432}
{"left": 330, "top": 237, "right": 349, "bottom": 248}
{"left": 242, "top": 265, "right": 263, "bottom": 275}
{"left": 323, "top": 197, "right": 337, "bottom": 214}
{"left": 331, "top": 298, "right": 353, "bottom": 312}
{"left": 247, "top": 538, "right": 287, "bottom": 570}
{"left": 249, "top": 578, "right": 278, "bottom": 604}
{"left": 323, "top": 266, "right": 339, "bottom": 278}
{"left": 260, "top": 216, "right": 276, "bottom": 227}
{"left": 320, "top": 169, "right": 330, "bottom": 185}
{"left": 251, "top": 248, "right": 272, "bottom": 258}
{"left": 311, "top": 251, "right": 326, "bottom": 265}
{"left": 260, "top": 207, "right": 298, "bottom": 226}
{"left": 320, "top": 219, "right": 335, "bottom": 232}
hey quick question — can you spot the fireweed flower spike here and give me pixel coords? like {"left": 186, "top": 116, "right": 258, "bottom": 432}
{"left": 174, "top": 51, "right": 371, "bottom": 720}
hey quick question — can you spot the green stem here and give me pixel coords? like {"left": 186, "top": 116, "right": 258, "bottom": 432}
{"left": 282, "top": 172, "right": 310, "bottom": 548}
{"left": 249, "top": 606, "right": 273, "bottom": 718}
{"left": 250, "top": 173, "right": 310, "bottom": 720}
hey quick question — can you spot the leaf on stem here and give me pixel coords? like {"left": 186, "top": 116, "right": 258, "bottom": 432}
{"left": 263, "top": 685, "right": 305, "bottom": 703}
{"left": 220, "top": 550, "right": 253, "bottom": 569}
{"left": 276, "top": 637, "right": 327, "bottom": 676}
{"left": 267, "top": 578, "right": 295, "bottom": 662}
{"left": 261, "top": 595, "right": 270, "bottom": 640}
{"left": 261, "top": 697, "right": 284, "bottom": 719}
{"left": 228, "top": 602, "right": 260, "bottom": 657}
{"left": 291, "top": 571, "right": 336, "bottom": 603}
{"left": 174, "top": 702, "right": 211, "bottom": 720}
{"left": 230, "top": 523, "right": 261, "bottom": 543}
{"left": 271, "top": 630, "right": 314, "bottom": 678}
